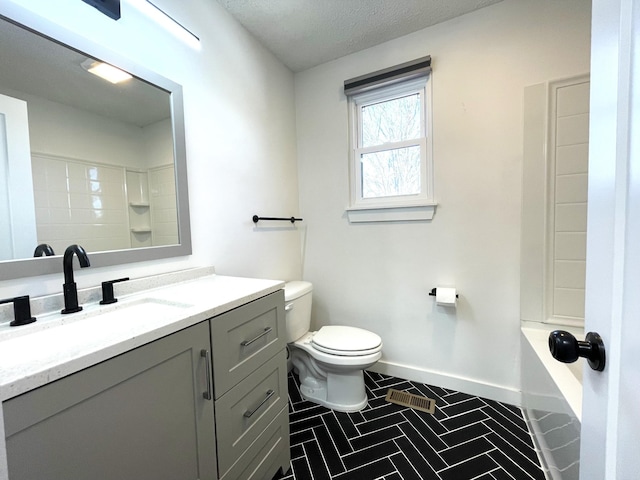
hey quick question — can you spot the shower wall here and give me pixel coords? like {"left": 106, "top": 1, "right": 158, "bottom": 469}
{"left": 522, "top": 76, "right": 590, "bottom": 327}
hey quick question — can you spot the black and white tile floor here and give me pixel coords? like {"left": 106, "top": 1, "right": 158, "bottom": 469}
{"left": 273, "top": 371, "right": 545, "bottom": 480}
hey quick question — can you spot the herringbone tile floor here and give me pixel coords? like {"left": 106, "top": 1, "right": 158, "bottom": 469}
{"left": 274, "top": 371, "right": 545, "bottom": 480}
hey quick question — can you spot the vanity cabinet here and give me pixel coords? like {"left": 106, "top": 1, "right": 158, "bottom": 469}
{"left": 210, "top": 290, "right": 290, "bottom": 480}
{"left": 2, "top": 289, "right": 290, "bottom": 480}
{"left": 3, "top": 321, "right": 216, "bottom": 480}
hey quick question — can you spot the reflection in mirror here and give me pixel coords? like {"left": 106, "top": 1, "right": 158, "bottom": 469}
{"left": 0, "top": 13, "right": 191, "bottom": 280}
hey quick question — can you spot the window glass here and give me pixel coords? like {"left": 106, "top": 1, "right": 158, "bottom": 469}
{"left": 361, "top": 146, "right": 421, "bottom": 198}
{"left": 347, "top": 74, "right": 433, "bottom": 221}
{"left": 361, "top": 94, "right": 421, "bottom": 147}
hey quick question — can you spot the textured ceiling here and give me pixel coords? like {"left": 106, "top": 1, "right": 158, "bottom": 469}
{"left": 214, "top": 0, "right": 504, "bottom": 72}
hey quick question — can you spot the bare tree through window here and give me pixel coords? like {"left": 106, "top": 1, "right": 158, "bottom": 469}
{"left": 360, "top": 94, "right": 421, "bottom": 198}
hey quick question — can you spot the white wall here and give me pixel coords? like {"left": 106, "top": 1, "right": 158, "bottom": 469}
{"left": 0, "top": 87, "right": 175, "bottom": 171}
{"left": 295, "top": 0, "right": 591, "bottom": 402}
{"left": 143, "top": 119, "right": 173, "bottom": 169}
{"left": 0, "top": 0, "right": 301, "bottom": 297}
{"left": 0, "top": 89, "right": 148, "bottom": 169}
{"left": 27, "top": 94, "right": 147, "bottom": 168}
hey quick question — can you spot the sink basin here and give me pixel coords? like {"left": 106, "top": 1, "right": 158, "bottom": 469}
{"left": 105, "top": 297, "right": 192, "bottom": 313}
{"left": 89, "top": 297, "right": 193, "bottom": 323}
{"left": 0, "top": 297, "right": 193, "bottom": 342}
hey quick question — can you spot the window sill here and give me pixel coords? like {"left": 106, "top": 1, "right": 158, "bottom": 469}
{"left": 345, "top": 203, "right": 437, "bottom": 223}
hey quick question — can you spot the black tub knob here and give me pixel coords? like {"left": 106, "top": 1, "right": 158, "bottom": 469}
{"left": 548, "top": 330, "right": 606, "bottom": 371}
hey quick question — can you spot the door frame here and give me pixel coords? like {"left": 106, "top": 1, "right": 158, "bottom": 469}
{"left": 581, "top": 0, "right": 640, "bottom": 478}
{"left": 0, "top": 93, "right": 37, "bottom": 260}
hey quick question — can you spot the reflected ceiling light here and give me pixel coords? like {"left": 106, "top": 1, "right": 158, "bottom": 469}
{"left": 81, "top": 59, "right": 133, "bottom": 84}
{"left": 125, "top": 0, "right": 201, "bottom": 50}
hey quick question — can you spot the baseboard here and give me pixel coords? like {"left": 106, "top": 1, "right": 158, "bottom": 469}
{"left": 368, "top": 360, "right": 522, "bottom": 407}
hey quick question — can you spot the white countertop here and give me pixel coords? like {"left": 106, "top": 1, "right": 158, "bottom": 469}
{"left": 0, "top": 270, "right": 284, "bottom": 480}
{"left": 0, "top": 273, "right": 283, "bottom": 402}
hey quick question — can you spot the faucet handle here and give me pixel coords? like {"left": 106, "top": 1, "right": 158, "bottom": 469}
{"left": 0, "top": 296, "right": 37, "bottom": 327}
{"left": 100, "top": 277, "right": 130, "bottom": 305}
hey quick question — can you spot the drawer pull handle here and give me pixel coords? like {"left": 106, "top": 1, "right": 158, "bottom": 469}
{"left": 201, "top": 349, "right": 213, "bottom": 400}
{"left": 240, "top": 327, "right": 272, "bottom": 347}
{"left": 244, "top": 389, "right": 275, "bottom": 418}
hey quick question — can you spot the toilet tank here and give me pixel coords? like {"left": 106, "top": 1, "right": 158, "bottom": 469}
{"left": 284, "top": 281, "right": 313, "bottom": 342}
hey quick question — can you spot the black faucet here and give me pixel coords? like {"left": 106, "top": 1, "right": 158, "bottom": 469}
{"left": 33, "top": 243, "right": 55, "bottom": 257}
{"left": 61, "top": 244, "right": 90, "bottom": 314}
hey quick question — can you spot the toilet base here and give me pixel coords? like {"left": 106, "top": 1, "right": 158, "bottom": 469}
{"left": 298, "top": 381, "right": 368, "bottom": 412}
{"left": 293, "top": 359, "right": 369, "bottom": 412}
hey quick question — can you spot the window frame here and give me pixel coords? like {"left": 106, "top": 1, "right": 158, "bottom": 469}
{"left": 347, "top": 75, "right": 435, "bottom": 222}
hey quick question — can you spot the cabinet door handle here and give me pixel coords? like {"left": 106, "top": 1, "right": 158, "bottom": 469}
{"left": 240, "top": 327, "right": 272, "bottom": 347}
{"left": 244, "top": 389, "right": 275, "bottom": 418}
{"left": 200, "top": 349, "right": 213, "bottom": 400}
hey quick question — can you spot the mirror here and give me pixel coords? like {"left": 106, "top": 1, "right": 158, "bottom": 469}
{"left": 0, "top": 13, "right": 191, "bottom": 280}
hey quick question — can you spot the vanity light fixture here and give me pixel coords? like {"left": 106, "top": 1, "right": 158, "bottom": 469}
{"left": 125, "top": 0, "right": 201, "bottom": 50}
{"left": 81, "top": 59, "right": 133, "bottom": 84}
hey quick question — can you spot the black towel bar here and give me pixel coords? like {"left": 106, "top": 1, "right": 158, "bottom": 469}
{"left": 252, "top": 215, "right": 302, "bottom": 224}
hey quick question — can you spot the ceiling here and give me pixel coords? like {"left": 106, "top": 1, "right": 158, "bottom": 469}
{"left": 0, "top": 17, "right": 170, "bottom": 128}
{"left": 214, "top": 0, "right": 504, "bottom": 72}
{"left": 0, "top": 2, "right": 504, "bottom": 124}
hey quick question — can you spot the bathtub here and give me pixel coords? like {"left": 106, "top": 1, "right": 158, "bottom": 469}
{"left": 521, "top": 321, "right": 582, "bottom": 480}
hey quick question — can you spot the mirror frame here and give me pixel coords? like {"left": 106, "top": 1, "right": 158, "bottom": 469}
{"left": 0, "top": 5, "right": 192, "bottom": 281}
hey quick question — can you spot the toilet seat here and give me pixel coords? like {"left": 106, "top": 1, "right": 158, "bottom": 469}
{"left": 293, "top": 332, "right": 382, "bottom": 367}
{"left": 312, "top": 326, "right": 382, "bottom": 356}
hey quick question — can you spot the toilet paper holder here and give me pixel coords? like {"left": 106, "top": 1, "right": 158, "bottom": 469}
{"left": 429, "top": 288, "right": 459, "bottom": 298}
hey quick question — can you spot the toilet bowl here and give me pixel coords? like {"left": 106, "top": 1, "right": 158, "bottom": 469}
{"left": 285, "top": 281, "right": 382, "bottom": 412}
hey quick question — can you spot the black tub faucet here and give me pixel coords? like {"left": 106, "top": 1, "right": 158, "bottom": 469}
{"left": 33, "top": 243, "right": 55, "bottom": 257}
{"left": 61, "top": 244, "right": 90, "bottom": 314}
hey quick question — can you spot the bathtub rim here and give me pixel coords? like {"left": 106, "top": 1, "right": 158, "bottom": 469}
{"left": 521, "top": 320, "right": 583, "bottom": 421}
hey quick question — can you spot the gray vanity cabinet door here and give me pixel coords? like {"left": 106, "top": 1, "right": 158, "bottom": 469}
{"left": 3, "top": 322, "right": 217, "bottom": 480}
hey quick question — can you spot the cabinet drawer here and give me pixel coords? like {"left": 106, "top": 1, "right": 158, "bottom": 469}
{"left": 215, "top": 350, "right": 288, "bottom": 478}
{"left": 211, "top": 291, "right": 285, "bottom": 396}
{"left": 220, "top": 405, "right": 290, "bottom": 480}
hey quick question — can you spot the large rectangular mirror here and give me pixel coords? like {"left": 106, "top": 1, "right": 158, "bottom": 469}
{"left": 0, "top": 10, "right": 191, "bottom": 280}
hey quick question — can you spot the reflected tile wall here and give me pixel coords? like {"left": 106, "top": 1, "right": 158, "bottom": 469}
{"left": 32, "top": 154, "right": 129, "bottom": 255}
{"left": 149, "top": 164, "right": 178, "bottom": 246}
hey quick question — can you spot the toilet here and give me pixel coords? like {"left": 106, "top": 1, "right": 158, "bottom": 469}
{"left": 285, "top": 281, "right": 382, "bottom": 412}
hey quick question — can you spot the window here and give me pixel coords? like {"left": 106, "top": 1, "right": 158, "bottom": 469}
{"left": 345, "top": 57, "right": 435, "bottom": 222}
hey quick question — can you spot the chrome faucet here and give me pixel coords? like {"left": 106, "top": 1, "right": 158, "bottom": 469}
{"left": 61, "top": 244, "right": 90, "bottom": 314}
